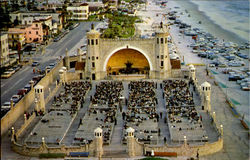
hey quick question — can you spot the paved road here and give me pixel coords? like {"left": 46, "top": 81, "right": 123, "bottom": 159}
{"left": 1, "top": 22, "right": 99, "bottom": 106}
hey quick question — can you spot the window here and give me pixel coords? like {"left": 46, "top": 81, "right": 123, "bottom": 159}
{"left": 88, "top": 39, "right": 90, "bottom": 45}
{"left": 92, "top": 62, "right": 95, "bottom": 68}
{"left": 29, "top": 31, "right": 31, "bottom": 34}
{"left": 157, "top": 56, "right": 159, "bottom": 58}
{"left": 91, "top": 39, "right": 94, "bottom": 45}
{"left": 92, "top": 56, "right": 95, "bottom": 60}
{"left": 30, "top": 38, "right": 32, "bottom": 40}
{"left": 161, "top": 55, "right": 164, "bottom": 59}
{"left": 161, "top": 61, "right": 164, "bottom": 67}
{"left": 36, "top": 24, "right": 38, "bottom": 27}
{"left": 157, "top": 38, "right": 159, "bottom": 44}
{"left": 96, "top": 57, "right": 98, "bottom": 60}
{"left": 96, "top": 39, "right": 98, "bottom": 45}
{"left": 161, "top": 38, "right": 163, "bottom": 44}
{"left": 36, "top": 31, "right": 38, "bottom": 35}
{"left": 88, "top": 57, "right": 90, "bottom": 59}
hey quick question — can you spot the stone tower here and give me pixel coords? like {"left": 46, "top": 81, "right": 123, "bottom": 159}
{"left": 65, "top": 48, "right": 70, "bottom": 70}
{"left": 34, "top": 85, "right": 45, "bottom": 112}
{"left": 155, "top": 23, "right": 171, "bottom": 79}
{"left": 201, "top": 81, "right": 211, "bottom": 112}
{"left": 189, "top": 64, "right": 196, "bottom": 81}
{"left": 94, "top": 127, "right": 103, "bottom": 157}
{"left": 86, "top": 24, "right": 101, "bottom": 80}
{"left": 59, "top": 69, "right": 65, "bottom": 84}
{"left": 126, "top": 127, "right": 135, "bottom": 157}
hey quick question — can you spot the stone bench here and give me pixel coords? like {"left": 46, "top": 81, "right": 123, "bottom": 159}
{"left": 69, "top": 152, "right": 89, "bottom": 157}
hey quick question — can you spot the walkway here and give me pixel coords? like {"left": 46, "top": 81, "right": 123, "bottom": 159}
{"left": 102, "top": 82, "right": 129, "bottom": 158}
{"left": 155, "top": 81, "right": 171, "bottom": 145}
{"left": 61, "top": 82, "right": 97, "bottom": 145}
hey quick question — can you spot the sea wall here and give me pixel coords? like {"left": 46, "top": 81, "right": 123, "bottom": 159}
{"left": 143, "top": 138, "right": 223, "bottom": 157}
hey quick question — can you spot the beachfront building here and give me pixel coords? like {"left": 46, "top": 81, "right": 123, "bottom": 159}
{"left": 0, "top": 33, "right": 9, "bottom": 67}
{"left": 67, "top": 3, "right": 89, "bottom": 21}
{"left": 83, "top": 24, "right": 173, "bottom": 80}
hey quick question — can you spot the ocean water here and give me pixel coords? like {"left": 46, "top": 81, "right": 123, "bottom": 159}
{"left": 191, "top": 0, "right": 249, "bottom": 42}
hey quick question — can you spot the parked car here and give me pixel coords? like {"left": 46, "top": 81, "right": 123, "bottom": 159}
{"left": 1, "top": 102, "right": 11, "bottom": 110}
{"left": 17, "top": 88, "right": 28, "bottom": 96}
{"left": 222, "top": 68, "right": 233, "bottom": 74}
{"left": 7, "top": 68, "right": 15, "bottom": 75}
{"left": 218, "top": 63, "right": 227, "bottom": 68}
{"left": 24, "top": 84, "right": 31, "bottom": 91}
{"left": 1, "top": 102, "right": 11, "bottom": 117}
{"left": 32, "top": 75, "right": 44, "bottom": 83}
{"left": 241, "top": 82, "right": 250, "bottom": 91}
{"left": 228, "top": 74, "right": 245, "bottom": 81}
{"left": 11, "top": 95, "right": 21, "bottom": 103}
{"left": 1, "top": 71, "right": 12, "bottom": 79}
{"left": 228, "top": 62, "right": 244, "bottom": 67}
{"left": 32, "top": 61, "right": 40, "bottom": 67}
{"left": 237, "top": 78, "right": 250, "bottom": 84}
{"left": 13, "top": 65, "right": 21, "bottom": 72}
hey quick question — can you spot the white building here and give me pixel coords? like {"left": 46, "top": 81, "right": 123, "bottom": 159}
{"left": 21, "top": 15, "right": 53, "bottom": 30}
{"left": 67, "top": 3, "right": 89, "bottom": 21}
{"left": 0, "top": 33, "right": 9, "bottom": 67}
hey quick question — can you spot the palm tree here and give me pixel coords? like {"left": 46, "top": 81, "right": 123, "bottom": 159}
{"left": 62, "top": 0, "right": 70, "bottom": 28}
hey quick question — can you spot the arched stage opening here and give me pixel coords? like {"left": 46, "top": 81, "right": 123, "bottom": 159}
{"left": 106, "top": 49, "right": 150, "bottom": 76}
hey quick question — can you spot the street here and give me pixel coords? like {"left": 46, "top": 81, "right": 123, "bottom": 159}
{"left": 1, "top": 22, "right": 99, "bottom": 106}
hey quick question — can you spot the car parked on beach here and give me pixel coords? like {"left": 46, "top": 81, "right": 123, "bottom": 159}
{"left": 228, "top": 74, "right": 245, "bottom": 81}
{"left": 222, "top": 68, "right": 234, "bottom": 74}
{"left": 240, "top": 81, "right": 250, "bottom": 91}
{"left": 228, "top": 61, "right": 244, "bottom": 67}
{"left": 237, "top": 53, "right": 249, "bottom": 59}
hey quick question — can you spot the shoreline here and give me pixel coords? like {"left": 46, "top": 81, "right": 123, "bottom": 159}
{"left": 169, "top": 0, "right": 249, "bottom": 45}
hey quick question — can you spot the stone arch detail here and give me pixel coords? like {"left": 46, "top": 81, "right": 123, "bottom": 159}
{"left": 103, "top": 46, "right": 154, "bottom": 72}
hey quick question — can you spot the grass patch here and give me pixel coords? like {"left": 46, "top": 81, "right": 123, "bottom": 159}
{"left": 230, "top": 98, "right": 241, "bottom": 105}
{"left": 39, "top": 153, "right": 66, "bottom": 158}
{"left": 102, "top": 11, "right": 139, "bottom": 38}
{"left": 218, "top": 82, "right": 227, "bottom": 88}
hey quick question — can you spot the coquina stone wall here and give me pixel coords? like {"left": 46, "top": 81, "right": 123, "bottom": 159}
{"left": 11, "top": 140, "right": 96, "bottom": 157}
{"left": 1, "top": 60, "right": 63, "bottom": 136}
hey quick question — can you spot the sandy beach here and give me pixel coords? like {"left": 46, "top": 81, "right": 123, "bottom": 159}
{"left": 136, "top": 0, "right": 249, "bottom": 159}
